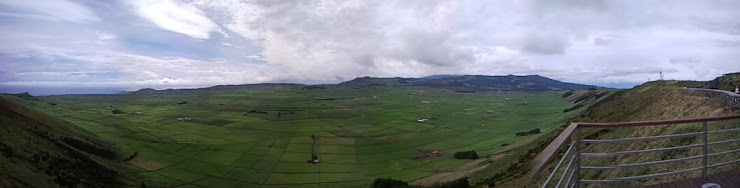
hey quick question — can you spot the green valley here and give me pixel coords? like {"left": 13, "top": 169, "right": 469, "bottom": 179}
{"left": 0, "top": 75, "right": 604, "bottom": 187}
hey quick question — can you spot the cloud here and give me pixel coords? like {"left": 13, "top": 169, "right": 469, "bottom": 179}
{"left": 129, "top": 0, "right": 222, "bottom": 39}
{"left": 0, "top": 0, "right": 99, "bottom": 24}
{"left": 518, "top": 34, "right": 570, "bottom": 55}
{"left": 97, "top": 32, "right": 117, "bottom": 40}
{"left": 1, "top": 0, "right": 740, "bottom": 94}
{"left": 191, "top": 0, "right": 472, "bottom": 78}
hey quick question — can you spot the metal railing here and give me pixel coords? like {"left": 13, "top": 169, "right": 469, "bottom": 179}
{"left": 528, "top": 115, "right": 740, "bottom": 187}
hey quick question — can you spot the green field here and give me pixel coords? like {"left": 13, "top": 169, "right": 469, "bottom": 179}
{"left": 29, "top": 85, "right": 578, "bottom": 187}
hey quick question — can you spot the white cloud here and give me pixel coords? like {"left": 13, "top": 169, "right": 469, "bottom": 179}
{"left": 2, "top": 0, "right": 740, "bottom": 94}
{"left": 0, "top": 0, "right": 99, "bottom": 24}
{"left": 96, "top": 32, "right": 118, "bottom": 41}
{"left": 130, "top": 0, "right": 222, "bottom": 39}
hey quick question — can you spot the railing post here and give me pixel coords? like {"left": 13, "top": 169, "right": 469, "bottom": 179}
{"left": 702, "top": 121, "right": 708, "bottom": 178}
{"left": 570, "top": 127, "right": 580, "bottom": 188}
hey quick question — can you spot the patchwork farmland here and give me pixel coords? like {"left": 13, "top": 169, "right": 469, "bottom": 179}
{"left": 24, "top": 85, "right": 584, "bottom": 187}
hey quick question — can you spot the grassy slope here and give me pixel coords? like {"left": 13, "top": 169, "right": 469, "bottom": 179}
{"left": 466, "top": 88, "right": 614, "bottom": 187}
{"left": 0, "top": 95, "right": 126, "bottom": 187}
{"left": 576, "top": 80, "right": 732, "bottom": 122}
{"left": 491, "top": 80, "right": 739, "bottom": 188}
{"left": 573, "top": 81, "right": 739, "bottom": 187}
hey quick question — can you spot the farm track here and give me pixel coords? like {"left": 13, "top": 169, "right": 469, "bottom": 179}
{"left": 258, "top": 138, "right": 285, "bottom": 188}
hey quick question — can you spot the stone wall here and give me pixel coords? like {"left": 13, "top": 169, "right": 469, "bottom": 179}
{"left": 684, "top": 88, "right": 740, "bottom": 109}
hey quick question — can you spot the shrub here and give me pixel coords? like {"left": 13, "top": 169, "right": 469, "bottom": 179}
{"left": 454, "top": 150, "right": 479, "bottom": 159}
{"left": 371, "top": 178, "right": 409, "bottom": 188}
{"left": 0, "top": 143, "right": 12, "bottom": 157}
{"left": 430, "top": 177, "right": 469, "bottom": 188}
{"left": 563, "top": 104, "right": 584, "bottom": 112}
{"left": 124, "top": 152, "right": 138, "bottom": 161}
{"left": 562, "top": 90, "right": 574, "bottom": 98}
{"left": 573, "top": 93, "right": 595, "bottom": 104}
{"left": 594, "top": 91, "right": 609, "bottom": 99}
{"left": 515, "top": 128, "right": 540, "bottom": 136}
{"left": 62, "top": 137, "right": 116, "bottom": 159}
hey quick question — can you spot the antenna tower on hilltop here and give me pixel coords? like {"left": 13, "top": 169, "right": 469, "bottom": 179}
{"left": 659, "top": 71, "right": 664, "bottom": 81}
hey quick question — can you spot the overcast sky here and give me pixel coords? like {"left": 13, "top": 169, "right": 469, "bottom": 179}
{"left": 0, "top": 0, "right": 739, "bottom": 95}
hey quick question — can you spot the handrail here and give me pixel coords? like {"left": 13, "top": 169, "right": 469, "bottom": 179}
{"left": 541, "top": 143, "right": 575, "bottom": 187}
{"left": 528, "top": 115, "right": 740, "bottom": 187}
{"left": 529, "top": 123, "right": 578, "bottom": 182}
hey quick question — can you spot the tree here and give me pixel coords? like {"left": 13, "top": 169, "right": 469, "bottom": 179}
{"left": 454, "top": 150, "right": 479, "bottom": 159}
{"left": 371, "top": 178, "right": 409, "bottom": 188}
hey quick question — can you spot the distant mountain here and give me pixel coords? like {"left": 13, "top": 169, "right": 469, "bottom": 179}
{"left": 418, "top": 74, "right": 462, "bottom": 80}
{"left": 124, "top": 75, "right": 596, "bottom": 94}
{"left": 340, "top": 75, "right": 597, "bottom": 91}
{"left": 129, "top": 83, "right": 305, "bottom": 94}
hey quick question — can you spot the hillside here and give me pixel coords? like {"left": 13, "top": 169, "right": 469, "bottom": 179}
{"left": 462, "top": 78, "right": 740, "bottom": 187}
{"left": 577, "top": 80, "right": 736, "bottom": 122}
{"left": 482, "top": 80, "right": 739, "bottom": 187}
{"left": 0, "top": 95, "right": 126, "bottom": 187}
{"left": 708, "top": 72, "right": 740, "bottom": 91}
{"left": 573, "top": 81, "right": 739, "bottom": 187}
{"left": 466, "top": 88, "right": 614, "bottom": 187}
{"left": 340, "top": 75, "right": 597, "bottom": 91}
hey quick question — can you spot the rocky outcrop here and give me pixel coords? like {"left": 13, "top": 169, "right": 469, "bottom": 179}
{"left": 684, "top": 88, "right": 740, "bottom": 109}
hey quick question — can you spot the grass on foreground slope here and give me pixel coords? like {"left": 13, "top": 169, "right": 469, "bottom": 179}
{"left": 576, "top": 81, "right": 739, "bottom": 187}
{"left": 0, "top": 95, "right": 127, "bottom": 187}
{"left": 528, "top": 81, "right": 739, "bottom": 188}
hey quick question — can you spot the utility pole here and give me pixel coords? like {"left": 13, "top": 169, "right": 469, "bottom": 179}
{"left": 659, "top": 71, "right": 664, "bottom": 81}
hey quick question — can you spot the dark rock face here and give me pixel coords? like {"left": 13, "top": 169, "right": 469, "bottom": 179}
{"left": 684, "top": 88, "right": 740, "bottom": 109}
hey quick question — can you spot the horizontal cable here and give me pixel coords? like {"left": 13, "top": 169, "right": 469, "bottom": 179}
{"left": 581, "top": 148, "right": 740, "bottom": 171}
{"left": 582, "top": 138, "right": 740, "bottom": 158}
{"left": 582, "top": 144, "right": 701, "bottom": 157}
{"left": 582, "top": 128, "right": 740, "bottom": 144}
{"left": 581, "top": 155, "right": 701, "bottom": 170}
{"left": 708, "top": 148, "right": 740, "bottom": 158}
{"left": 708, "top": 127, "right": 740, "bottom": 135}
{"left": 580, "top": 167, "right": 702, "bottom": 184}
{"left": 576, "top": 115, "right": 740, "bottom": 128}
{"left": 582, "top": 132, "right": 701, "bottom": 144}
{"left": 708, "top": 138, "right": 740, "bottom": 146}
{"left": 707, "top": 159, "right": 740, "bottom": 169}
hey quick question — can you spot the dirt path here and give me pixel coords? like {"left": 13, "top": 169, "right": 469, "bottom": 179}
{"left": 409, "top": 152, "right": 509, "bottom": 186}
{"left": 410, "top": 162, "right": 489, "bottom": 187}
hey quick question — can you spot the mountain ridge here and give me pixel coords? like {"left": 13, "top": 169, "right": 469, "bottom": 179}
{"left": 339, "top": 74, "right": 598, "bottom": 91}
{"left": 121, "top": 74, "right": 599, "bottom": 94}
